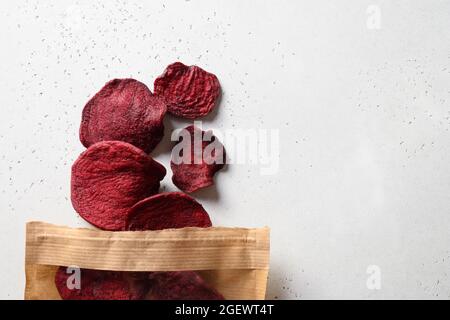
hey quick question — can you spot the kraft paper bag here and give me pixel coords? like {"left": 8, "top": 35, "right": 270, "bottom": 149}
{"left": 24, "top": 222, "right": 270, "bottom": 300}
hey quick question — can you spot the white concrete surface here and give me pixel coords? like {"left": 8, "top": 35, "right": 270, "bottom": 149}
{"left": 0, "top": 0, "right": 449, "bottom": 299}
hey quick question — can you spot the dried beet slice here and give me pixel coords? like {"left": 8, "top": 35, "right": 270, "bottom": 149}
{"left": 126, "top": 192, "right": 212, "bottom": 231}
{"left": 55, "top": 267, "right": 148, "bottom": 300}
{"left": 125, "top": 193, "right": 221, "bottom": 299}
{"left": 145, "top": 272, "right": 225, "bottom": 300}
{"left": 171, "top": 125, "right": 226, "bottom": 193}
{"left": 71, "top": 141, "right": 166, "bottom": 231}
{"left": 80, "top": 79, "right": 166, "bottom": 153}
{"left": 154, "top": 62, "right": 220, "bottom": 119}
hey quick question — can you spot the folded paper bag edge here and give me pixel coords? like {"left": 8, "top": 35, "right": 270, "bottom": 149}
{"left": 25, "top": 221, "right": 270, "bottom": 272}
{"left": 26, "top": 221, "right": 269, "bottom": 241}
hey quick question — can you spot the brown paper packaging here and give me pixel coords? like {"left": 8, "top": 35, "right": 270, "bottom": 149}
{"left": 24, "top": 222, "right": 270, "bottom": 300}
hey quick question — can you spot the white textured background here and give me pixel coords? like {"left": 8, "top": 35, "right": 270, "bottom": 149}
{"left": 1, "top": 0, "right": 450, "bottom": 299}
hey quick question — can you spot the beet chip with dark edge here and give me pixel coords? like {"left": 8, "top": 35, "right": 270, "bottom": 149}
{"left": 154, "top": 62, "right": 220, "bottom": 119}
{"left": 80, "top": 79, "right": 166, "bottom": 153}
{"left": 71, "top": 141, "right": 166, "bottom": 231}
{"left": 55, "top": 267, "right": 149, "bottom": 300}
{"left": 126, "top": 192, "right": 212, "bottom": 231}
{"left": 145, "top": 271, "right": 225, "bottom": 300}
{"left": 171, "top": 125, "right": 226, "bottom": 193}
{"left": 126, "top": 193, "right": 223, "bottom": 299}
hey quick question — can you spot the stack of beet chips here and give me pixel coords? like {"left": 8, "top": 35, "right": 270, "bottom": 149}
{"left": 56, "top": 62, "right": 227, "bottom": 300}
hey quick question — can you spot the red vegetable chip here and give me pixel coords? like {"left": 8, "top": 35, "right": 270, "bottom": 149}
{"left": 126, "top": 192, "right": 212, "bottom": 231}
{"left": 145, "top": 271, "right": 225, "bottom": 300}
{"left": 71, "top": 141, "right": 166, "bottom": 231}
{"left": 154, "top": 62, "right": 220, "bottom": 119}
{"left": 80, "top": 79, "right": 166, "bottom": 153}
{"left": 55, "top": 267, "right": 149, "bottom": 300}
{"left": 171, "top": 125, "right": 226, "bottom": 193}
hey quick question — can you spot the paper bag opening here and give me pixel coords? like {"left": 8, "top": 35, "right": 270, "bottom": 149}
{"left": 25, "top": 222, "right": 270, "bottom": 300}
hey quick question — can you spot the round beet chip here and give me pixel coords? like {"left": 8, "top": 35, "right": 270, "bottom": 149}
{"left": 55, "top": 267, "right": 148, "bottom": 300}
{"left": 154, "top": 62, "right": 220, "bottom": 119}
{"left": 71, "top": 141, "right": 166, "bottom": 231}
{"left": 126, "top": 192, "right": 212, "bottom": 231}
{"left": 80, "top": 79, "right": 166, "bottom": 153}
{"left": 145, "top": 272, "right": 225, "bottom": 300}
{"left": 171, "top": 125, "right": 226, "bottom": 193}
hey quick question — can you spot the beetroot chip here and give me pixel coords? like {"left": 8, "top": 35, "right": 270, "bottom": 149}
{"left": 154, "top": 62, "right": 220, "bottom": 119}
{"left": 80, "top": 79, "right": 166, "bottom": 153}
{"left": 126, "top": 192, "right": 212, "bottom": 231}
{"left": 71, "top": 141, "right": 166, "bottom": 231}
{"left": 145, "top": 272, "right": 225, "bottom": 300}
{"left": 125, "top": 193, "right": 222, "bottom": 300}
{"left": 55, "top": 267, "right": 148, "bottom": 300}
{"left": 171, "top": 125, "right": 226, "bottom": 193}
